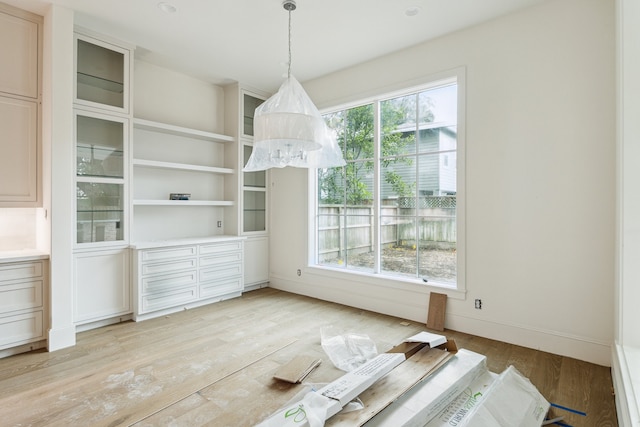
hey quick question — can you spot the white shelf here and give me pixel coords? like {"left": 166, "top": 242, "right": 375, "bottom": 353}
{"left": 132, "top": 159, "right": 233, "bottom": 174}
{"left": 133, "top": 118, "right": 234, "bottom": 143}
{"left": 133, "top": 199, "right": 234, "bottom": 206}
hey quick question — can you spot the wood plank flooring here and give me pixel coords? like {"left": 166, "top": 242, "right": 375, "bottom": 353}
{"left": 0, "top": 288, "right": 618, "bottom": 426}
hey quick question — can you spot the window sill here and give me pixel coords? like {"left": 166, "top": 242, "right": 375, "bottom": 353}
{"left": 303, "top": 264, "right": 466, "bottom": 300}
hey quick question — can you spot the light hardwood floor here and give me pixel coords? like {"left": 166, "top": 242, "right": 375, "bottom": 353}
{"left": 0, "top": 288, "right": 617, "bottom": 426}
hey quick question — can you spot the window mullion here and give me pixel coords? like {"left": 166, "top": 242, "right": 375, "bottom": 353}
{"left": 373, "top": 100, "right": 381, "bottom": 274}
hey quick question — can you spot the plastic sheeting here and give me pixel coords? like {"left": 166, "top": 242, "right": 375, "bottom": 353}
{"left": 244, "top": 75, "right": 346, "bottom": 171}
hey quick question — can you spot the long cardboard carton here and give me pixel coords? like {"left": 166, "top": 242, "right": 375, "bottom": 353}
{"left": 364, "top": 349, "right": 487, "bottom": 427}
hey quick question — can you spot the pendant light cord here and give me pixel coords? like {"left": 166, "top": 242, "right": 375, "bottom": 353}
{"left": 283, "top": 0, "right": 296, "bottom": 79}
{"left": 287, "top": 7, "right": 292, "bottom": 78}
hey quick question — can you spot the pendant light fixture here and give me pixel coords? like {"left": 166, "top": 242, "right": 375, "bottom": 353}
{"left": 243, "top": 0, "right": 346, "bottom": 171}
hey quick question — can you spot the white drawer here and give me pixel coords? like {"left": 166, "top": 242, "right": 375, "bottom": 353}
{"left": 199, "top": 241, "right": 242, "bottom": 255}
{"left": 200, "top": 251, "right": 242, "bottom": 268}
{"left": 142, "top": 258, "right": 197, "bottom": 276}
{"left": 141, "top": 246, "right": 197, "bottom": 263}
{"left": 141, "top": 286, "right": 198, "bottom": 313}
{"left": 0, "top": 310, "right": 44, "bottom": 349}
{"left": 0, "top": 262, "right": 43, "bottom": 282}
{"left": 142, "top": 270, "right": 197, "bottom": 294}
{"left": 200, "top": 277, "right": 243, "bottom": 299}
{"left": 0, "top": 280, "right": 43, "bottom": 314}
{"left": 199, "top": 263, "right": 242, "bottom": 283}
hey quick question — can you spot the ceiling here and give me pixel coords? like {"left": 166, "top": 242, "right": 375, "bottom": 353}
{"left": 8, "top": 0, "right": 547, "bottom": 93}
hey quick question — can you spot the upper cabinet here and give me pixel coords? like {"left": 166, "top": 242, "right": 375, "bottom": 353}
{"left": 74, "top": 31, "right": 132, "bottom": 115}
{"left": 74, "top": 110, "right": 128, "bottom": 246}
{"left": 0, "top": 4, "right": 42, "bottom": 206}
{"left": 0, "top": 6, "right": 40, "bottom": 99}
{"left": 73, "top": 29, "right": 133, "bottom": 248}
{"left": 224, "top": 85, "right": 269, "bottom": 236}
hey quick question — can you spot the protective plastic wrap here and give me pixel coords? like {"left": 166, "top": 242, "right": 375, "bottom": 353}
{"left": 244, "top": 75, "right": 346, "bottom": 171}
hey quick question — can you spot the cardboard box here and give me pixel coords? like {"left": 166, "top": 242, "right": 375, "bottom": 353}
{"left": 364, "top": 349, "right": 487, "bottom": 427}
{"left": 425, "top": 369, "right": 498, "bottom": 426}
{"left": 257, "top": 332, "right": 456, "bottom": 427}
{"left": 319, "top": 352, "right": 406, "bottom": 416}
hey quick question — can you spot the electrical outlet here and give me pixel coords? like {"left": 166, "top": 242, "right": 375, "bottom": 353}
{"left": 217, "top": 221, "right": 222, "bottom": 228}
{"left": 297, "top": 269, "right": 302, "bottom": 276}
{"left": 475, "top": 299, "right": 482, "bottom": 309}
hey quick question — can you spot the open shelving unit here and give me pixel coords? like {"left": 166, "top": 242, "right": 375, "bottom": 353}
{"left": 131, "top": 118, "right": 236, "bottom": 242}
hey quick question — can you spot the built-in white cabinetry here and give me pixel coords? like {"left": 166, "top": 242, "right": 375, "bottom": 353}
{"left": 0, "top": 257, "right": 47, "bottom": 352}
{"left": 132, "top": 237, "right": 244, "bottom": 321}
{"left": 73, "top": 248, "right": 129, "bottom": 328}
{"left": 0, "top": 4, "right": 42, "bottom": 206}
{"left": 74, "top": 32, "right": 130, "bottom": 115}
{"left": 73, "top": 29, "right": 133, "bottom": 328}
{"left": 74, "top": 110, "right": 128, "bottom": 245}
{"left": 224, "top": 85, "right": 270, "bottom": 288}
{"left": 131, "top": 119, "right": 235, "bottom": 242}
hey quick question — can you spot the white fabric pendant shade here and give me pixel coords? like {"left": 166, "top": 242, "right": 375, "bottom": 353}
{"left": 243, "top": 75, "right": 346, "bottom": 171}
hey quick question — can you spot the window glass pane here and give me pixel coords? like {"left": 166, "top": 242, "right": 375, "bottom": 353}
{"left": 315, "top": 78, "right": 460, "bottom": 289}
{"left": 318, "top": 167, "right": 345, "bottom": 205}
{"left": 419, "top": 84, "right": 457, "bottom": 125}
{"left": 418, "top": 84, "right": 457, "bottom": 154}
{"left": 344, "top": 213, "right": 374, "bottom": 273}
{"left": 317, "top": 208, "right": 342, "bottom": 268}
{"left": 344, "top": 104, "right": 374, "bottom": 162}
{"left": 380, "top": 216, "right": 418, "bottom": 278}
{"left": 381, "top": 156, "right": 416, "bottom": 205}
{"left": 417, "top": 216, "right": 457, "bottom": 285}
{"left": 345, "top": 162, "right": 374, "bottom": 205}
{"left": 381, "top": 94, "right": 417, "bottom": 156}
{"left": 417, "top": 152, "right": 456, "bottom": 197}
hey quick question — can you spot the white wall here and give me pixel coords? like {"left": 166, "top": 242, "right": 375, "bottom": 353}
{"left": 134, "top": 60, "right": 224, "bottom": 134}
{"left": 268, "top": 0, "right": 615, "bottom": 366}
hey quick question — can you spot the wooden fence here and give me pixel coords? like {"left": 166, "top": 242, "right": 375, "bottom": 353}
{"left": 318, "top": 196, "right": 456, "bottom": 261}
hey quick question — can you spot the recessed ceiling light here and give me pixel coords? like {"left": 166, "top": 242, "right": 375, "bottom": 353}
{"left": 405, "top": 6, "right": 421, "bottom": 17}
{"left": 157, "top": 2, "right": 177, "bottom": 13}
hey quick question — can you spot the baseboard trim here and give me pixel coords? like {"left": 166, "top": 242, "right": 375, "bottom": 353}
{"left": 270, "top": 275, "right": 611, "bottom": 366}
{"left": 47, "top": 324, "right": 76, "bottom": 351}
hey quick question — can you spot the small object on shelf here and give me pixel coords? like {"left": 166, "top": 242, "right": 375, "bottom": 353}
{"left": 169, "top": 193, "right": 191, "bottom": 200}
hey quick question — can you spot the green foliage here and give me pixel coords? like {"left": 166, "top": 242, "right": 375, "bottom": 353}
{"left": 319, "top": 95, "right": 426, "bottom": 204}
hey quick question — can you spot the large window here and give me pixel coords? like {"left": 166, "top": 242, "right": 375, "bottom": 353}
{"left": 312, "top": 75, "right": 464, "bottom": 289}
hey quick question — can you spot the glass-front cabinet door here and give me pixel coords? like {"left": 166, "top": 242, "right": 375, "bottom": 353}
{"left": 74, "top": 33, "right": 130, "bottom": 114}
{"left": 243, "top": 144, "right": 266, "bottom": 233}
{"left": 242, "top": 90, "right": 267, "bottom": 234}
{"left": 75, "top": 110, "right": 128, "bottom": 245}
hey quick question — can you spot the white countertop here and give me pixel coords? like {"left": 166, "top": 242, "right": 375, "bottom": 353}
{"left": 130, "top": 235, "right": 246, "bottom": 249}
{"left": 0, "top": 249, "right": 50, "bottom": 263}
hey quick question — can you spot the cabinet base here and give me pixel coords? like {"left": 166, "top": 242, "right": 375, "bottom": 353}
{"left": 134, "top": 291, "right": 242, "bottom": 322}
{"left": 0, "top": 339, "right": 47, "bottom": 359}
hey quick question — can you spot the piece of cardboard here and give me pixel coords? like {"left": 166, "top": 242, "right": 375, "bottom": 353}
{"left": 319, "top": 352, "right": 406, "bottom": 411}
{"left": 326, "top": 346, "right": 454, "bottom": 426}
{"left": 273, "top": 355, "right": 322, "bottom": 383}
{"left": 365, "top": 348, "right": 487, "bottom": 427}
{"left": 426, "top": 292, "right": 447, "bottom": 331}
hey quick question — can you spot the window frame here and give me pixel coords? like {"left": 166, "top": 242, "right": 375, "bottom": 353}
{"left": 307, "top": 68, "right": 466, "bottom": 298}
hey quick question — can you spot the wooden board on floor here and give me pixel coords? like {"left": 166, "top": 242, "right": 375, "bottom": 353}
{"left": 426, "top": 292, "right": 447, "bottom": 331}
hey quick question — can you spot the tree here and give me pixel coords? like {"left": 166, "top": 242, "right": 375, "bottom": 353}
{"left": 318, "top": 94, "right": 428, "bottom": 205}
